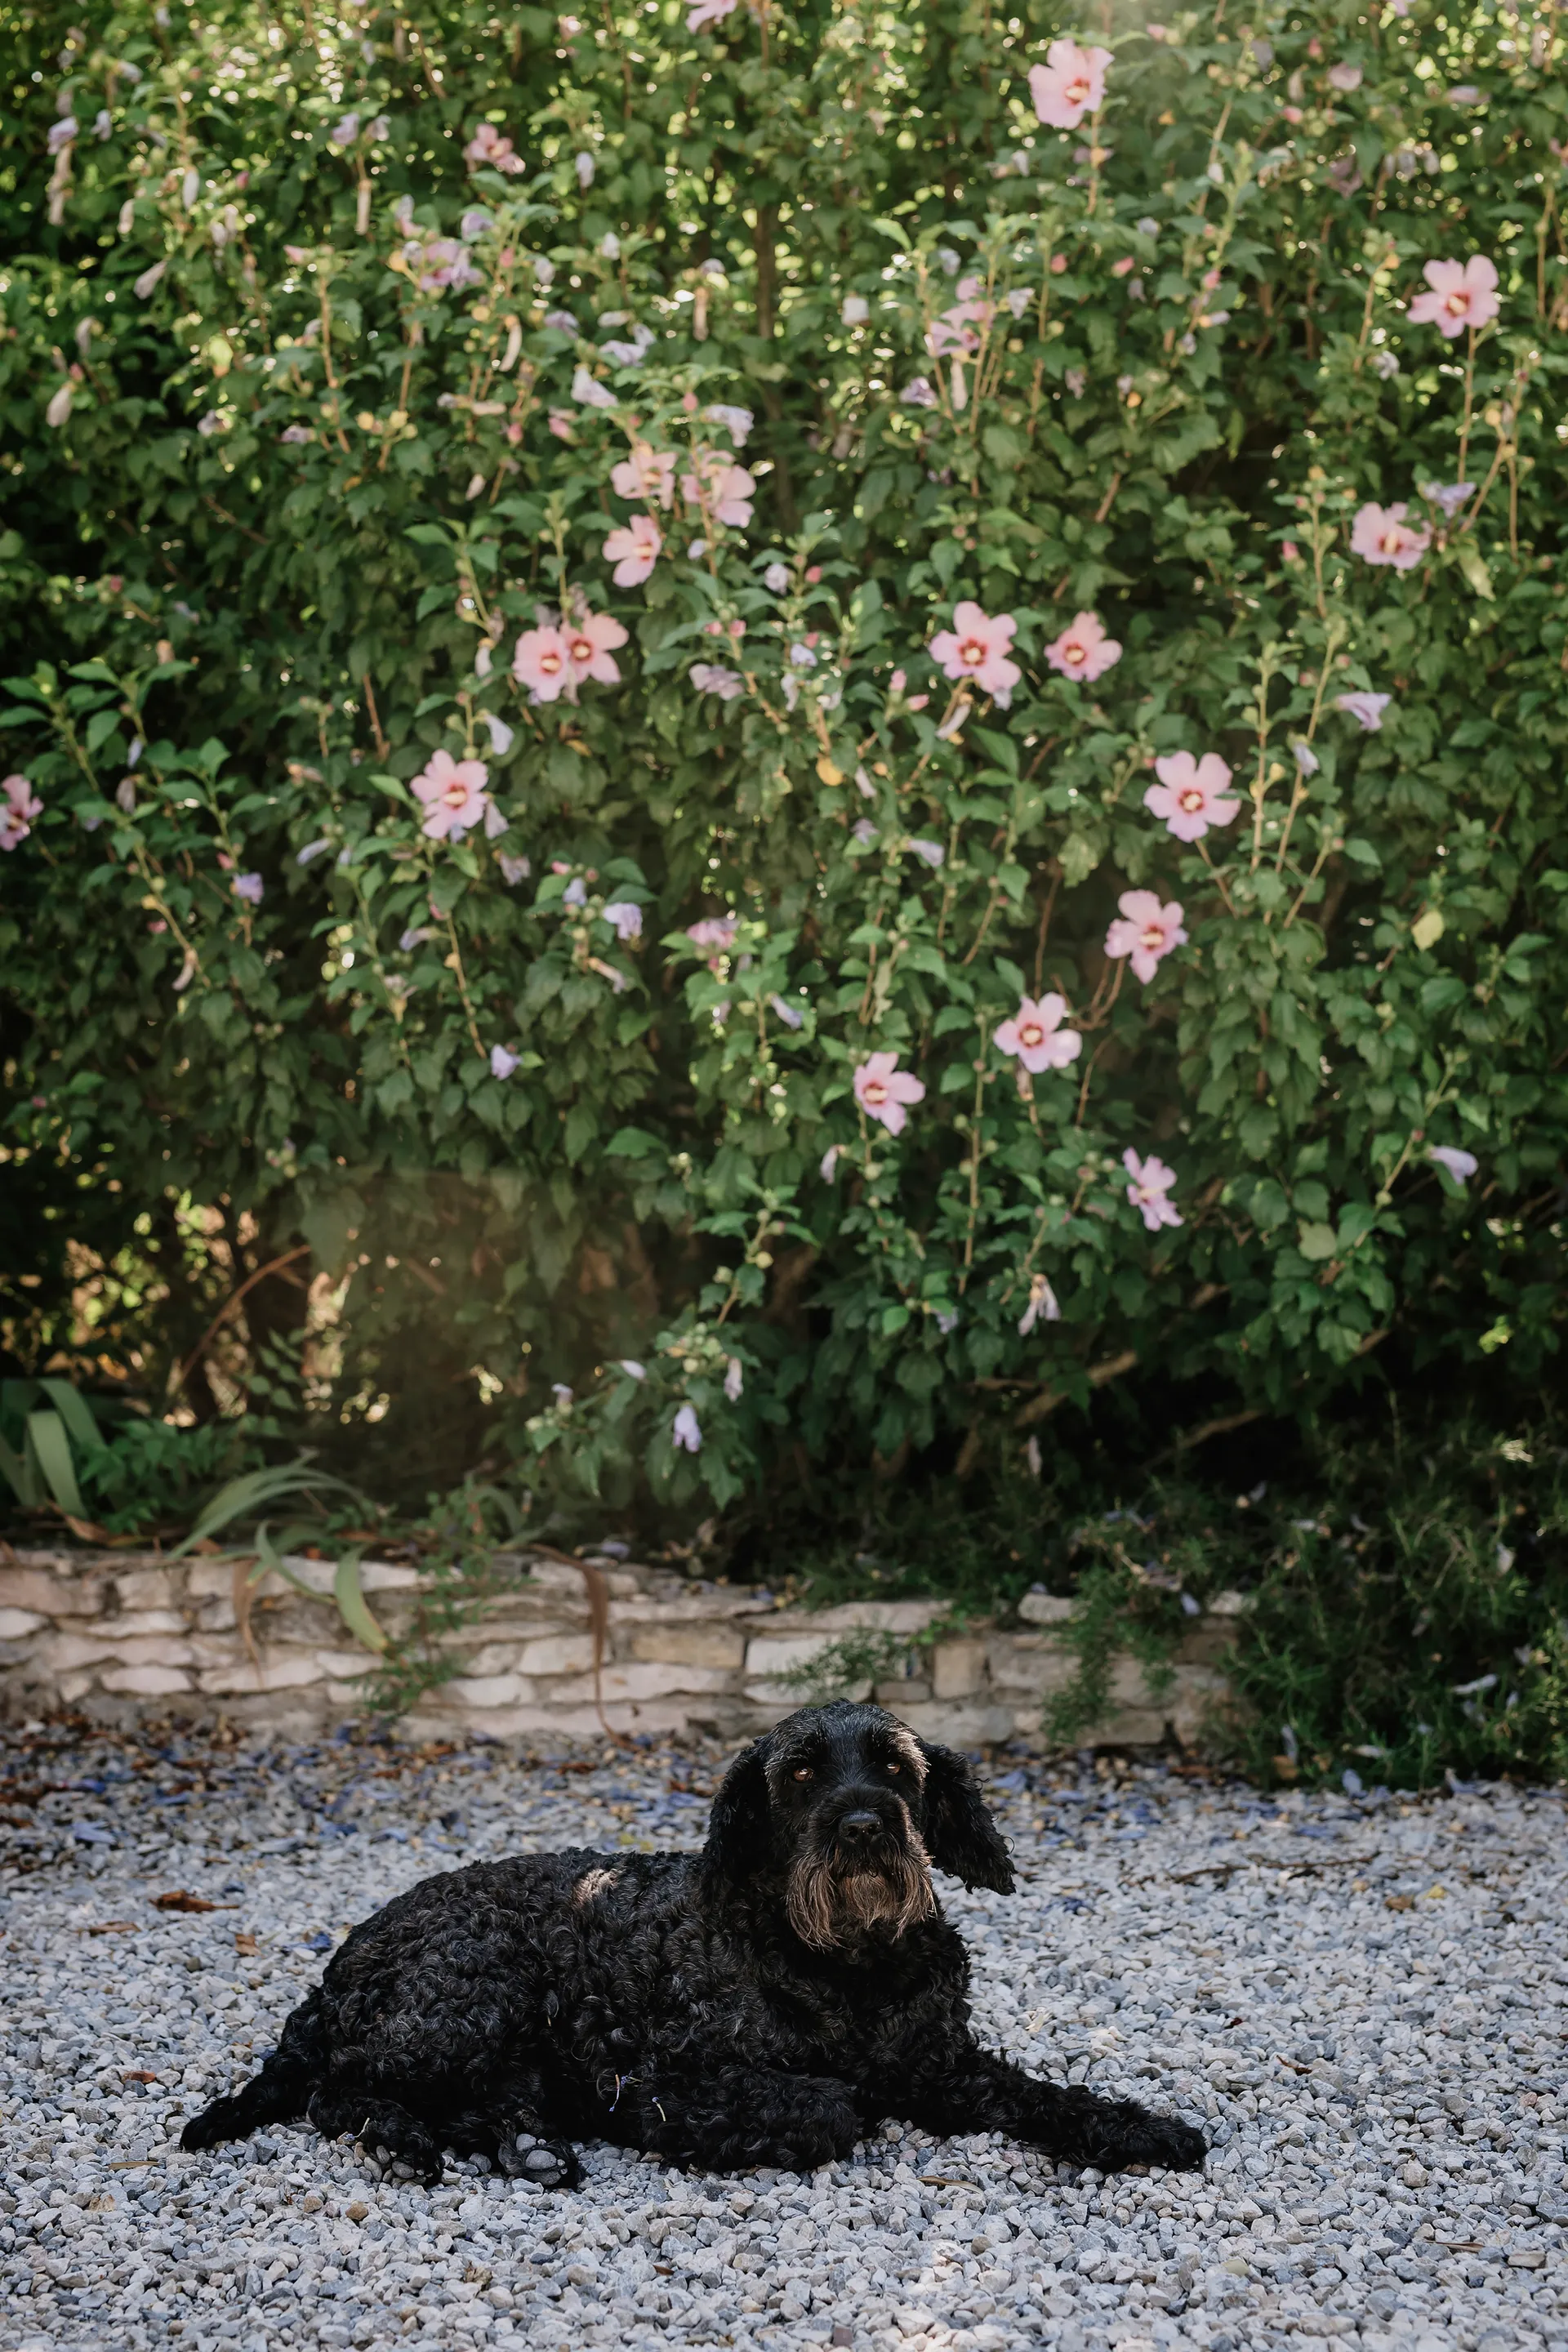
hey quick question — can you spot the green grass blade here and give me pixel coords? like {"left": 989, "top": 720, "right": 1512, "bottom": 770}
{"left": 0, "top": 1431, "right": 38, "bottom": 1507}
{"left": 333, "top": 1553, "right": 388, "bottom": 1654}
{"left": 26, "top": 1410, "right": 87, "bottom": 1519}
{"left": 36, "top": 1378, "right": 109, "bottom": 1459}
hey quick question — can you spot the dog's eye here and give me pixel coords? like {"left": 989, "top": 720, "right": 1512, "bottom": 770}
{"left": 792, "top": 1766, "right": 814, "bottom": 1782}
{"left": 884, "top": 1762, "right": 901, "bottom": 1775}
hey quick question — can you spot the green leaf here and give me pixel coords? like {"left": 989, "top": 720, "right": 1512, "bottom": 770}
{"left": 25, "top": 1411, "right": 87, "bottom": 1517}
{"left": 1297, "top": 1223, "right": 1338, "bottom": 1262}
{"left": 332, "top": 1552, "right": 389, "bottom": 1653}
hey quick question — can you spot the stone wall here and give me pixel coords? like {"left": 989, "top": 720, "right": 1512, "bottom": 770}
{"left": 0, "top": 1544, "right": 1245, "bottom": 1750}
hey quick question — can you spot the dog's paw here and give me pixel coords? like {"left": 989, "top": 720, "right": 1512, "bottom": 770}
{"left": 180, "top": 2098, "right": 239, "bottom": 2153}
{"left": 363, "top": 2131, "right": 442, "bottom": 2185}
{"left": 1101, "top": 2107, "right": 1208, "bottom": 2175}
{"left": 497, "top": 2130, "right": 581, "bottom": 2190}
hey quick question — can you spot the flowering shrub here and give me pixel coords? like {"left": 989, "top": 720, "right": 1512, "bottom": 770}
{"left": 3, "top": 0, "right": 1567, "bottom": 1515}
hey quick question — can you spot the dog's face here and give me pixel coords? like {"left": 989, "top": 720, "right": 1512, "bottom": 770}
{"left": 702, "top": 1700, "right": 1014, "bottom": 1950}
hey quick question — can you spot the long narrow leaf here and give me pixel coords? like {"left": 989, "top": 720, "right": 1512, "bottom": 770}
{"left": 26, "top": 1411, "right": 87, "bottom": 1519}
{"left": 0, "top": 1430, "right": 38, "bottom": 1508}
{"left": 166, "top": 1457, "right": 359, "bottom": 1558}
{"left": 333, "top": 1553, "right": 388, "bottom": 1655}
{"left": 36, "top": 1377, "right": 109, "bottom": 1459}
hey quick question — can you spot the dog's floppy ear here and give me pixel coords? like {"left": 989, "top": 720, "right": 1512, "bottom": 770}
{"left": 916, "top": 1739, "right": 1015, "bottom": 1893}
{"left": 702, "top": 1734, "right": 774, "bottom": 1883}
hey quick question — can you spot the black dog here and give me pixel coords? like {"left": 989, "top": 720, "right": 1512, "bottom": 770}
{"left": 181, "top": 1701, "right": 1206, "bottom": 2185}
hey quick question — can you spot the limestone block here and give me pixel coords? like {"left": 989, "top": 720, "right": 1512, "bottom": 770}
{"left": 515, "top": 1632, "right": 595, "bottom": 1677}
{"left": 112, "top": 1568, "right": 183, "bottom": 1611}
{"left": 762, "top": 1601, "right": 945, "bottom": 1637}
{"left": 58, "top": 1671, "right": 96, "bottom": 1702}
{"left": 100, "top": 1664, "right": 194, "bottom": 1698}
{"left": 1018, "top": 1592, "right": 1075, "bottom": 1625}
{"left": 1080, "top": 1707, "right": 1169, "bottom": 1746}
{"left": 314, "top": 1648, "right": 376, "bottom": 1682}
{"left": 195, "top": 1596, "right": 238, "bottom": 1633}
{"left": 0, "top": 1609, "right": 47, "bottom": 1639}
{"left": 986, "top": 1636, "right": 1076, "bottom": 1697}
{"left": 447, "top": 1673, "right": 524, "bottom": 1708}
{"left": 1175, "top": 1620, "right": 1241, "bottom": 1668}
{"left": 744, "top": 1633, "right": 847, "bottom": 1681}
{"left": 523, "top": 1560, "right": 643, "bottom": 1601}
{"left": 1208, "top": 1589, "right": 1252, "bottom": 1616}
{"left": 461, "top": 1642, "right": 528, "bottom": 1678}
{"left": 629, "top": 1624, "right": 746, "bottom": 1669}
{"left": 412, "top": 1695, "right": 711, "bottom": 1744}
{"left": 746, "top": 1678, "right": 872, "bottom": 1708}
{"left": 874, "top": 1677, "right": 933, "bottom": 1708}
{"left": 617, "top": 1591, "right": 782, "bottom": 1626}
{"left": 550, "top": 1660, "right": 736, "bottom": 1705}
{"left": 931, "top": 1639, "right": 988, "bottom": 1701}
{"left": 105, "top": 1610, "right": 189, "bottom": 1639}
{"left": 198, "top": 1654, "right": 326, "bottom": 1695}
{"left": 44, "top": 1630, "right": 149, "bottom": 1673}
{"left": 895, "top": 1701, "right": 1016, "bottom": 1748}
{"left": 0, "top": 1568, "right": 105, "bottom": 1619}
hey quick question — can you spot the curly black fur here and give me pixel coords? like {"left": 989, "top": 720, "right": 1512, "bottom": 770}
{"left": 180, "top": 1702, "right": 1208, "bottom": 2185}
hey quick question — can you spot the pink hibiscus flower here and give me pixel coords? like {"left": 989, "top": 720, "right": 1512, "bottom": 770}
{"left": 1407, "top": 254, "right": 1499, "bottom": 339}
{"left": 928, "top": 602, "right": 1021, "bottom": 697}
{"left": 2, "top": 772, "right": 42, "bottom": 849}
{"left": 687, "top": 915, "right": 738, "bottom": 955}
{"left": 994, "top": 993, "right": 1083, "bottom": 1074}
{"left": 1045, "top": 610, "right": 1122, "bottom": 684}
{"left": 682, "top": 452, "right": 755, "bottom": 528}
{"left": 1144, "top": 751, "right": 1241, "bottom": 843}
{"left": 1349, "top": 501, "right": 1432, "bottom": 570}
{"left": 687, "top": 0, "right": 736, "bottom": 27}
{"left": 464, "top": 122, "right": 525, "bottom": 176}
{"left": 411, "top": 750, "right": 492, "bottom": 841}
{"left": 1123, "top": 1148, "right": 1183, "bottom": 1233}
{"left": 1104, "top": 889, "right": 1187, "bottom": 982}
{"left": 513, "top": 625, "right": 573, "bottom": 702}
{"left": 853, "top": 1051, "right": 926, "bottom": 1136}
{"left": 564, "top": 610, "right": 628, "bottom": 687}
{"left": 1029, "top": 38, "right": 1114, "bottom": 129}
{"left": 604, "top": 514, "right": 662, "bottom": 586}
{"left": 610, "top": 444, "right": 676, "bottom": 508}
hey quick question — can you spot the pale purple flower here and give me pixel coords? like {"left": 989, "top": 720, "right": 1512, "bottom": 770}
{"left": 820, "top": 1146, "right": 840, "bottom": 1182}
{"left": 1018, "top": 1273, "right": 1061, "bottom": 1335}
{"left": 563, "top": 875, "right": 587, "bottom": 906}
{"left": 770, "top": 993, "right": 804, "bottom": 1030}
{"left": 901, "top": 377, "right": 939, "bottom": 408}
{"left": 575, "top": 150, "right": 595, "bottom": 188}
{"left": 1292, "top": 742, "right": 1320, "bottom": 776}
{"left": 296, "top": 837, "right": 331, "bottom": 864}
{"left": 490, "top": 1044, "right": 520, "bottom": 1078}
{"left": 704, "top": 404, "right": 753, "bottom": 444}
{"left": 280, "top": 424, "right": 313, "bottom": 444}
{"left": 852, "top": 820, "right": 877, "bottom": 847}
{"left": 1423, "top": 480, "right": 1475, "bottom": 519}
{"left": 481, "top": 711, "right": 515, "bottom": 755}
{"left": 788, "top": 642, "right": 817, "bottom": 669}
{"left": 690, "top": 662, "right": 745, "bottom": 701}
{"left": 368, "top": 116, "right": 390, "bottom": 140}
{"left": 687, "top": 915, "right": 737, "bottom": 953}
{"left": 908, "top": 838, "right": 946, "bottom": 868}
{"left": 544, "top": 308, "right": 580, "bottom": 333}
{"left": 1326, "top": 62, "right": 1363, "bottom": 91}
{"left": 47, "top": 117, "right": 78, "bottom": 154}
{"left": 724, "top": 1356, "right": 744, "bottom": 1401}
{"left": 133, "top": 261, "right": 167, "bottom": 300}
{"left": 604, "top": 900, "right": 643, "bottom": 941}
{"left": 45, "top": 384, "right": 73, "bottom": 429}
{"left": 764, "top": 562, "right": 791, "bottom": 593}
{"left": 672, "top": 1403, "right": 702, "bottom": 1453}
{"left": 1065, "top": 368, "right": 1086, "bottom": 396}
{"left": 461, "top": 208, "right": 494, "bottom": 241}
{"left": 1336, "top": 691, "right": 1392, "bottom": 732}
{"left": 232, "top": 871, "right": 264, "bottom": 905}
{"left": 1124, "top": 1148, "right": 1183, "bottom": 1233}
{"left": 552, "top": 1383, "right": 574, "bottom": 1405}
{"left": 399, "top": 927, "right": 433, "bottom": 951}
{"left": 94, "top": 109, "right": 112, "bottom": 139}
{"left": 617, "top": 1360, "right": 647, "bottom": 1380}
{"left": 499, "top": 853, "right": 532, "bottom": 886}
{"left": 114, "top": 777, "right": 136, "bottom": 813}
{"left": 934, "top": 1307, "right": 960, "bottom": 1336}
{"left": 331, "top": 112, "right": 360, "bottom": 145}
{"left": 1429, "top": 1145, "right": 1478, "bottom": 1185}
{"left": 572, "top": 366, "right": 617, "bottom": 410}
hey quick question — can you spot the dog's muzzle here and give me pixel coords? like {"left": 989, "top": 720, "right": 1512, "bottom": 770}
{"left": 785, "top": 1798, "right": 935, "bottom": 1949}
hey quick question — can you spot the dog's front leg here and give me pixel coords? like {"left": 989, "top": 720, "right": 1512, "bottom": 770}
{"left": 621, "top": 2065, "right": 864, "bottom": 2176}
{"left": 897, "top": 2043, "right": 1207, "bottom": 2175}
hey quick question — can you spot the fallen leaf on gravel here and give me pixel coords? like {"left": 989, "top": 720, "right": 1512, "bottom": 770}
{"left": 87, "top": 1921, "right": 139, "bottom": 1936}
{"left": 1385, "top": 1893, "right": 1416, "bottom": 1911}
{"left": 154, "top": 1889, "right": 221, "bottom": 1912}
{"left": 235, "top": 1931, "right": 258, "bottom": 1954}
{"left": 122, "top": 2070, "right": 158, "bottom": 2083}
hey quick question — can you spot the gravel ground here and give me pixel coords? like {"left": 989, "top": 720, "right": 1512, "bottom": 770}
{"left": 2, "top": 1715, "right": 1566, "bottom": 2352}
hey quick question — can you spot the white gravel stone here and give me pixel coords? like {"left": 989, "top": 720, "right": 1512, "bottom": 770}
{"left": 2, "top": 1721, "right": 1565, "bottom": 2352}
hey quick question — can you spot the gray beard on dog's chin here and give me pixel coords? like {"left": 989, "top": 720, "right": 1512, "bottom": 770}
{"left": 785, "top": 1844, "right": 936, "bottom": 1950}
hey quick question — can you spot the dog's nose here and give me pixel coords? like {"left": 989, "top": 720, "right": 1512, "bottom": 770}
{"left": 837, "top": 1809, "right": 882, "bottom": 1841}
